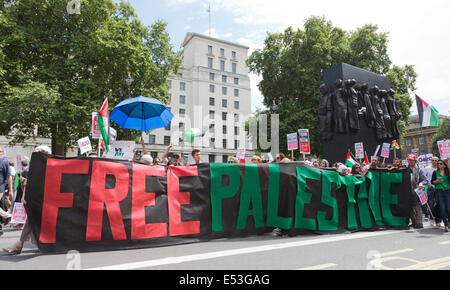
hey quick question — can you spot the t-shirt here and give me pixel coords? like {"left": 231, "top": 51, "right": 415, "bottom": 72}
{"left": 0, "top": 158, "right": 11, "bottom": 193}
{"left": 435, "top": 170, "right": 450, "bottom": 190}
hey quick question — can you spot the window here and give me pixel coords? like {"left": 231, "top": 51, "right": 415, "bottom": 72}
{"left": 234, "top": 89, "right": 239, "bottom": 97}
{"left": 222, "top": 75, "right": 227, "bottom": 83}
{"left": 222, "top": 87, "right": 227, "bottom": 95}
{"left": 220, "top": 48, "right": 225, "bottom": 57}
{"left": 209, "top": 155, "right": 216, "bottom": 164}
{"left": 222, "top": 112, "right": 227, "bottom": 121}
{"left": 232, "top": 63, "right": 237, "bottom": 73}
{"left": 222, "top": 99, "right": 227, "bottom": 108}
{"left": 406, "top": 138, "right": 412, "bottom": 147}
{"left": 148, "top": 135, "right": 156, "bottom": 144}
{"left": 222, "top": 155, "right": 228, "bottom": 163}
{"left": 234, "top": 101, "right": 239, "bottom": 109}
{"left": 179, "top": 122, "right": 185, "bottom": 131}
{"left": 220, "top": 60, "right": 225, "bottom": 71}
{"left": 232, "top": 51, "right": 236, "bottom": 59}
{"left": 234, "top": 126, "right": 239, "bottom": 135}
{"left": 179, "top": 108, "right": 185, "bottom": 117}
{"left": 234, "top": 77, "right": 239, "bottom": 85}
{"left": 209, "top": 84, "right": 215, "bottom": 93}
{"left": 208, "top": 45, "right": 213, "bottom": 54}
{"left": 223, "top": 125, "right": 227, "bottom": 134}
{"left": 210, "top": 138, "right": 215, "bottom": 148}
{"left": 419, "top": 136, "right": 425, "bottom": 145}
{"left": 234, "top": 140, "right": 240, "bottom": 149}
{"left": 180, "top": 82, "right": 186, "bottom": 91}
{"left": 209, "top": 110, "right": 215, "bottom": 119}
{"left": 168, "top": 80, "right": 172, "bottom": 88}
{"left": 234, "top": 113, "right": 239, "bottom": 122}
{"left": 208, "top": 57, "right": 213, "bottom": 68}
{"left": 222, "top": 139, "right": 227, "bottom": 149}
{"left": 209, "top": 123, "right": 215, "bottom": 133}
{"left": 209, "top": 97, "right": 215, "bottom": 106}
{"left": 165, "top": 123, "right": 171, "bottom": 131}
{"left": 179, "top": 95, "right": 186, "bottom": 104}
{"left": 164, "top": 136, "right": 171, "bottom": 145}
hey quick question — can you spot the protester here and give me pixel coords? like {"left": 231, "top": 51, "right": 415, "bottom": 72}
{"left": 228, "top": 157, "right": 238, "bottom": 164}
{"left": 370, "top": 156, "right": 380, "bottom": 169}
{"left": 14, "top": 160, "right": 29, "bottom": 204}
{"left": 351, "top": 164, "right": 361, "bottom": 175}
{"left": 319, "top": 159, "right": 329, "bottom": 168}
{"left": 420, "top": 156, "right": 440, "bottom": 225}
{"left": 3, "top": 145, "right": 51, "bottom": 254}
{"left": 251, "top": 156, "right": 262, "bottom": 164}
{"left": 431, "top": 160, "right": 450, "bottom": 232}
{"left": 153, "top": 157, "right": 161, "bottom": 165}
{"left": 0, "top": 148, "right": 13, "bottom": 236}
{"left": 337, "top": 164, "right": 349, "bottom": 176}
{"left": 312, "top": 160, "right": 319, "bottom": 167}
{"left": 407, "top": 154, "right": 425, "bottom": 229}
{"left": 275, "top": 153, "right": 286, "bottom": 163}
{"left": 191, "top": 149, "right": 202, "bottom": 165}
{"left": 132, "top": 137, "right": 153, "bottom": 165}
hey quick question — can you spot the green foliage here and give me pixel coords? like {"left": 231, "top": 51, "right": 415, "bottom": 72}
{"left": 431, "top": 118, "right": 450, "bottom": 156}
{"left": 0, "top": 0, "right": 181, "bottom": 154}
{"left": 247, "top": 16, "right": 417, "bottom": 158}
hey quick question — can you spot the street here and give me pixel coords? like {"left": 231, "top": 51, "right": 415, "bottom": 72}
{"left": 0, "top": 220, "right": 448, "bottom": 270}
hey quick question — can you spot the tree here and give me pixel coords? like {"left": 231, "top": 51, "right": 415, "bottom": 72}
{"left": 247, "top": 16, "right": 417, "bottom": 158}
{"left": 0, "top": 0, "right": 181, "bottom": 155}
{"left": 431, "top": 117, "right": 450, "bottom": 157}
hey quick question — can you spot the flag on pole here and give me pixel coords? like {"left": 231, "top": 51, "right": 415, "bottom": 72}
{"left": 180, "top": 128, "right": 205, "bottom": 144}
{"left": 97, "top": 98, "right": 109, "bottom": 152}
{"left": 364, "top": 151, "right": 370, "bottom": 166}
{"left": 345, "top": 150, "right": 358, "bottom": 168}
{"left": 415, "top": 94, "right": 439, "bottom": 127}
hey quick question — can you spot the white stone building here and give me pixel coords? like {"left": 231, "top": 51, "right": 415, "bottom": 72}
{"left": 143, "top": 33, "right": 254, "bottom": 163}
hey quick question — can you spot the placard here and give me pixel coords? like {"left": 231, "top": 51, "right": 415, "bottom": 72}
{"left": 437, "top": 140, "right": 450, "bottom": 160}
{"left": 287, "top": 133, "right": 298, "bottom": 151}
{"left": 105, "top": 141, "right": 135, "bottom": 160}
{"left": 92, "top": 112, "right": 101, "bottom": 139}
{"left": 354, "top": 142, "right": 364, "bottom": 159}
{"left": 11, "top": 203, "right": 27, "bottom": 224}
{"left": 77, "top": 137, "right": 92, "bottom": 155}
{"left": 298, "top": 129, "right": 310, "bottom": 154}
{"left": 236, "top": 147, "right": 246, "bottom": 160}
{"left": 380, "top": 143, "right": 390, "bottom": 158}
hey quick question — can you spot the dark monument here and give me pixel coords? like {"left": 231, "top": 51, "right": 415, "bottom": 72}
{"left": 320, "top": 63, "right": 401, "bottom": 165}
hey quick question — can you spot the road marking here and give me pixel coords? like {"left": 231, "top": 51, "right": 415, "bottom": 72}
{"left": 440, "top": 241, "right": 450, "bottom": 245}
{"left": 88, "top": 230, "right": 398, "bottom": 270}
{"left": 298, "top": 263, "right": 337, "bottom": 270}
{"left": 379, "top": 248, "right": 414, "bottom": 257}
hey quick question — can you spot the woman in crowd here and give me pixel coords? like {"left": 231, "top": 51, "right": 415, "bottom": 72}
{"left": 432, "top": 160, "right": 450, "bottom": 232}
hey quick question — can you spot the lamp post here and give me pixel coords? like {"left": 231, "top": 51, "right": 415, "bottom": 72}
{"left": 125, "top": 72, "right": 134, "bottom": 98}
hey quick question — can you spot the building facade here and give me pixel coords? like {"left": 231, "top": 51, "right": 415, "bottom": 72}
{"left": 144, "top": 33, "right": 253, "bottom": 163}
{"left": 401, "top": 114, "right": 447, "bottom": 159}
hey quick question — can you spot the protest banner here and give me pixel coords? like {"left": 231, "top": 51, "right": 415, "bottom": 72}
{"left": 25, "top": 152, "right": 413, "bottom": 253}
{"left": 380, "top": 143, "right": 390, "bottom": 159}
{"left": 287, "top": 133, "right": 298, "bottom": 151}
{"left": 298, "top": 129, "right": 310, "bottom": 156}
{"left": 92, "top": 112, "right": 101, "bottom": 139}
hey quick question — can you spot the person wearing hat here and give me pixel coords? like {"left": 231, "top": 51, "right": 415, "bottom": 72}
{"left": 407, "top": 154, "right": 425, "bottom": 229}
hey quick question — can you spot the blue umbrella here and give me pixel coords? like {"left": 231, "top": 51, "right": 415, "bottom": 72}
{"left": 110, "top": 96, "right": 173, "bottom": 131}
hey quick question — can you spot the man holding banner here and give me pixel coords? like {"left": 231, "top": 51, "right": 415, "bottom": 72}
{"left": 407, "top": 154, "right": 425, "bottom": 229}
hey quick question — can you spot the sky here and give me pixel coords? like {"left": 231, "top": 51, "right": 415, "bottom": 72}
{"left": 120, "top": 0, "right": 450, "bottom": 116}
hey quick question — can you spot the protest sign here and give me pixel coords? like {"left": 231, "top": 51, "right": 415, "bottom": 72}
{"left": 287, "top": 133, "right": 298, "bottom": 151}
{"left": 355, "top": 142, "right": 364, "bottom": 160}
{"left": 92, "top": 112, "right": 101, "bottom": 139}
{"left": 236, "top": 147, "right": 246, "bottom": 160}
{"left": 77, "top": 137, "right": 92, "bottom": 155}
{"left": 105, "top": 141, "right": 135, "bottom": 160}
{"left": 415, "top": 188, "right": 428, "bottom": 206}
{"left": 11, "top": 203, "right": 27, "bottom": 224}
{"left": 380, "top": 143, "right": 390, "bottom": 158}
{"left": 298, "top": 129, "right": 310, "bottom": 155}
{"left": 437, "top": 140, "right": 450, "bottom": 160}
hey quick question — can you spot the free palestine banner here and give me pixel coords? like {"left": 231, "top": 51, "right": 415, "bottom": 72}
{"left": 25, "top": 153, "right": 412, "bottom": 253}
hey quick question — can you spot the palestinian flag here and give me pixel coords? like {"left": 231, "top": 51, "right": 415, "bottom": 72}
{"left": 364, "top": 152, "right": 370, "bottom": 166}
{"left": 97, "top": 98, "right": 109, "bottom": 152}
{"left": 415, "top": 95, "right": 439, "bottom": 127}
{"left": 181, "top": 128, "right": 205, "bottom": 143}
{"left": 345, "top": 150, "right": 358, "bottom": 168}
